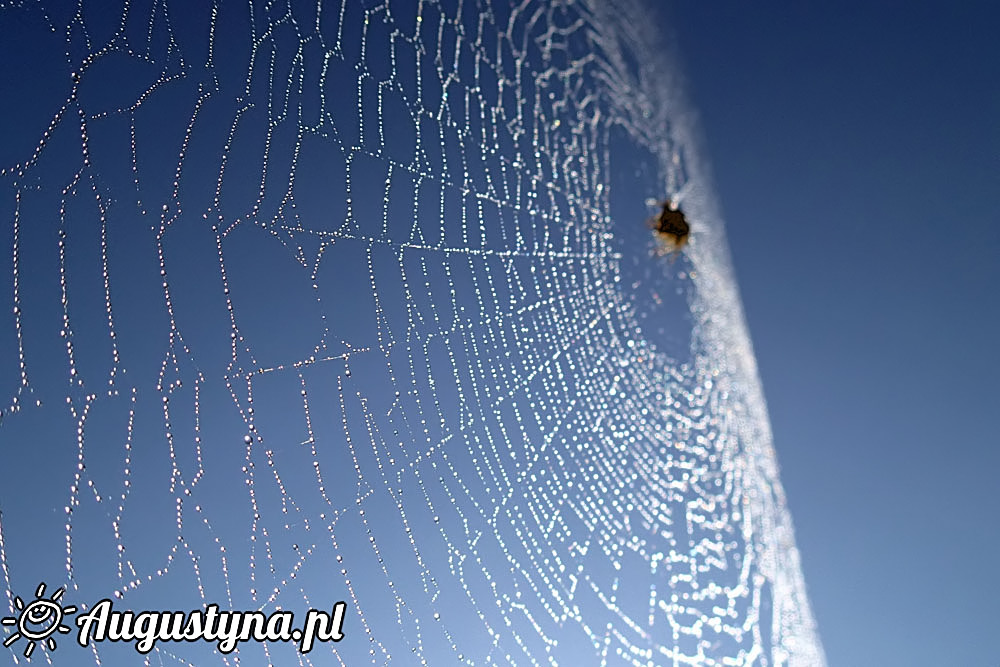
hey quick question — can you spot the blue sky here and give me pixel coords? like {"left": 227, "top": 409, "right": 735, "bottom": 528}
{"left": 670, "top": 2, "right": 1000, "bottom": 665}
{"left": 3, "top": 0, "right": 993, "bottom": 664}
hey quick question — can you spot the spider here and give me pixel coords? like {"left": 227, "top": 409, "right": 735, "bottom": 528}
{"left": 649, "top": 199, "right": 690, "bottom": 255}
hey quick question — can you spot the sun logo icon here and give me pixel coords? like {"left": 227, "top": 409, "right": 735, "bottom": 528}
{"left": 2, "top": 582, "right": 77, "bottom": 658}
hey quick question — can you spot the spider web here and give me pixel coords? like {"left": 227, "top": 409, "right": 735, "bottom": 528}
{"left": 0, "top": 0, "right": 824, "bottom": 665}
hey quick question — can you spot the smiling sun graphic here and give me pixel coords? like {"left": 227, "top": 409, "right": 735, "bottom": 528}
{"left": 2, "top": 583, "right": 77, "bottom": 658}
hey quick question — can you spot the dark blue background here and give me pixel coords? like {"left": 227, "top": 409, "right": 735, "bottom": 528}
{"left": 671, "top": 2, "right": 1000, "bottom": 665}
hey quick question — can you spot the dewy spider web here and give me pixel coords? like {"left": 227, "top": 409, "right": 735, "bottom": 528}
{"left": 0, "top": 0, "right": 824, "bottom": 665}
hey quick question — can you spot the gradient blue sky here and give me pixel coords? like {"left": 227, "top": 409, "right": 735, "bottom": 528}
{"left": 2, "top": 2, "right": 993, "bottom": 664}
{"left": 670, "top": 2, "right": 1000, "bottom": 665}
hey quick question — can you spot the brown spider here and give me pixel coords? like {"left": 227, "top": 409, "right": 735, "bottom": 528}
{"left": 649, "top": 200, "right": 690, "bottom": 255}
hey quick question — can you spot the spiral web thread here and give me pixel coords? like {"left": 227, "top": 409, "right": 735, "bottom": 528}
{"left": 0, "top": 0, "right": 823, "bottom": 664}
